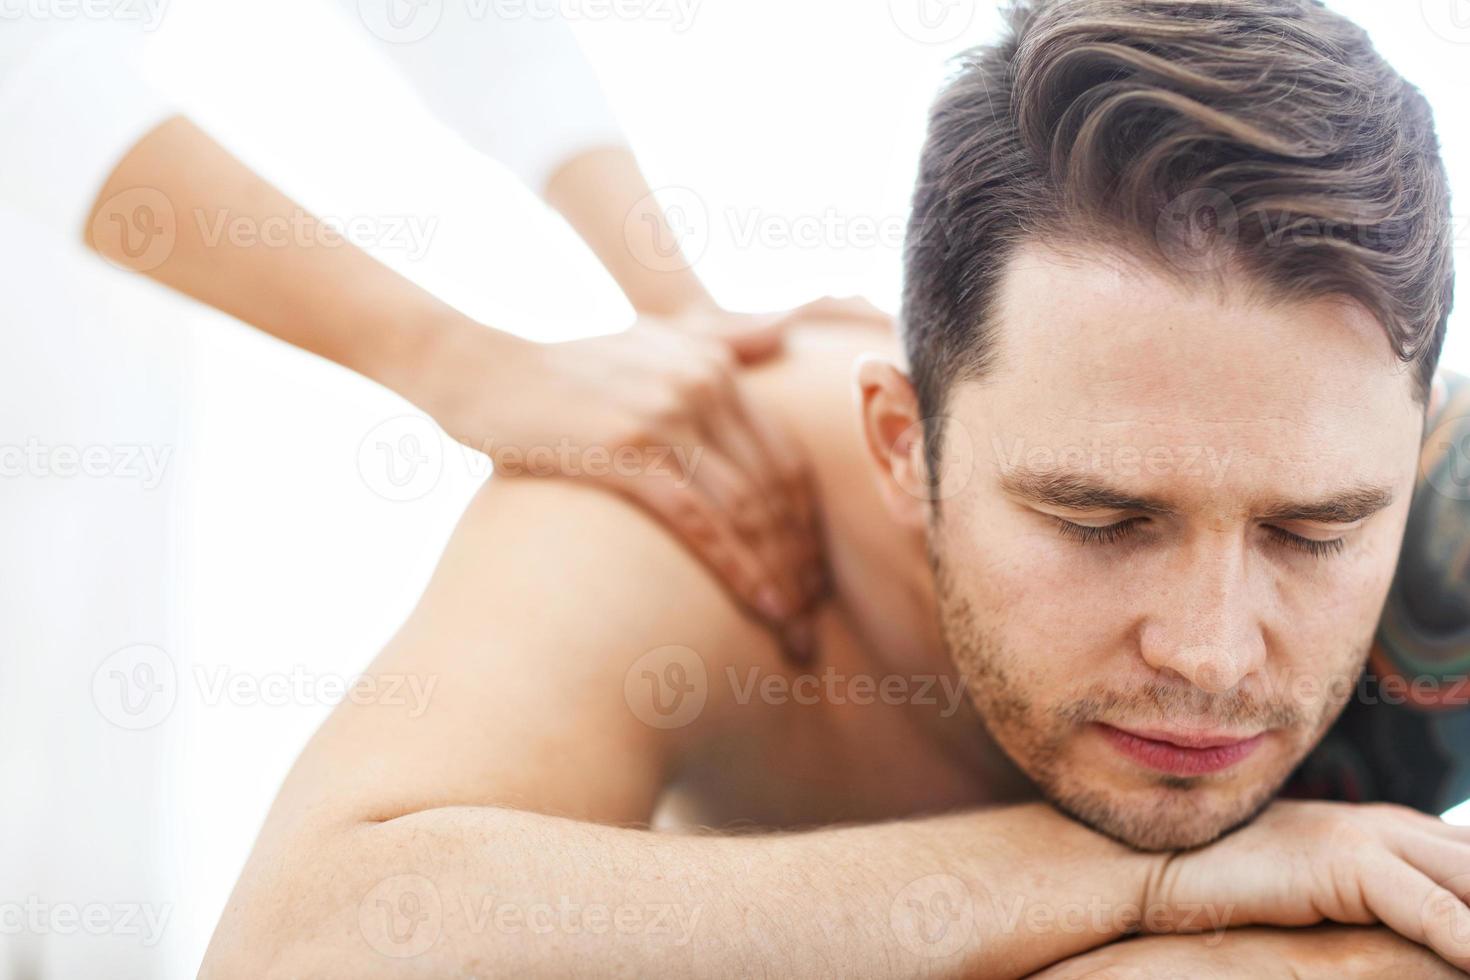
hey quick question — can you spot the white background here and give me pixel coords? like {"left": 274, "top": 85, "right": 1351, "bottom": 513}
{"left": 0, "top": 0, "right": 1465, "bottom": 975}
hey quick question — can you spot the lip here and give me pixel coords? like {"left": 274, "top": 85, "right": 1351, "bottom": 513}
{"left": 1095, "top": 723, "right": 1265, "bottom": 777}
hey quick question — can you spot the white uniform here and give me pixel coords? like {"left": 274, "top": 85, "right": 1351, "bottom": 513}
{"left": 0, "top": 7, "right": 619, "bottom": 977}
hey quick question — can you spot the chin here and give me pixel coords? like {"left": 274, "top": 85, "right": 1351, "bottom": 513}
{"left": 1042, "top": 772, "right": 1285, "bottom": 852}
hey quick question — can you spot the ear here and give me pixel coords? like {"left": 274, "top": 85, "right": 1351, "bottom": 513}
{"left": 854, "top": 355, "right": 931, "bottom": 529}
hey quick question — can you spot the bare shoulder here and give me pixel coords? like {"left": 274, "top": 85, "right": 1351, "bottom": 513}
{"left": 739, "top": 317, "right": 903, "bottom": 447}
{"left": 255, "top": 476, "right": 781, "bottom": 847}
{"left": 738, "top": 318, "right": 903, "bottom": 520}
{"left": 252, "top": 315, "right": 901, "bottom": 846}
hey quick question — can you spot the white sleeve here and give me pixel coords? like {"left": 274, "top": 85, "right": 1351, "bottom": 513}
{"left": 0, "top": 21, "right": 174, "bottom": 237}
{"left": 340, "top": 1, "right": 625, "bottom": 193}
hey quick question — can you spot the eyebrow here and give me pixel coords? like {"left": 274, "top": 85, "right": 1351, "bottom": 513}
{"left": 998, "top": 468, "right": 1395, "bottom": 525}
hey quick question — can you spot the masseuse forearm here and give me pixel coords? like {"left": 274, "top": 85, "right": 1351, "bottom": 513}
{"left": 543, "top": 145, "right": 717, "bottom": 318}
{"left": 84, "top": 116, "right": 482, "bottom": 406}
{"left": 203, "top": 803, "right": 1156, "bottom": 978}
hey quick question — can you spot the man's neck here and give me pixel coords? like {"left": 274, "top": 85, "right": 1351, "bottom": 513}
{"left": 747, "top": 320, "right": 1034, "bottom": 803}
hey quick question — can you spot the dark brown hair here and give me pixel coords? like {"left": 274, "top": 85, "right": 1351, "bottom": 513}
{"left": 903, "top": 0, "right": 1455, "bottom": 470}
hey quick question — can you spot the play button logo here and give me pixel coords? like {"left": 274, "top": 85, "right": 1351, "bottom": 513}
{"left": 358, "top": 0, "right": 444, "bottom": 44}
{"left": 1423, "top": 0, "right": 1470, "bottom": 43}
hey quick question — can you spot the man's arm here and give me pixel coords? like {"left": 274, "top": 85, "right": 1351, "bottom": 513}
{"left": 1032, "top": 926, "right": 1465, "bottom": 979}
{"left": 199, "top": 477, "right": 1159, "bottom": 979}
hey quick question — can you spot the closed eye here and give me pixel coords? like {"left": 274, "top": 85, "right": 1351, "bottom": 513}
{"left": 1051, "top": 516, "right": 1349, "bottom": 558}
{"left": 1264, "top": 525, "right": 1347, "bottom": 557}
{"left": 1051, "top": 516, "right": 1145, "bottom": 546}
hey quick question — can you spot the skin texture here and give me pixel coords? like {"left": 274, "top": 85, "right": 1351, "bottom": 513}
{"left": 1030, "top": 925, "right": 1466, "bottom": 979}
{"left": 918, "top": 244, "right": 1424, "bottom": 851}
{"left": 201, "top": 246, "right": 1464, "bottom": 977}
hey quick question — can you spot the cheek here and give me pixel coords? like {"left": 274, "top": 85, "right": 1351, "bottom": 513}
{"left": 945, "top": 501, "right": 1135, "bottom": 693}
{"left": 1280, "top": 504, "right": 1409, "bottom": 627}
{"left": 1269, "top": 523, "right": 1405, "bottom": 704}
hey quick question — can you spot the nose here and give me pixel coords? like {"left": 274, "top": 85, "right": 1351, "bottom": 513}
{"left": 1138, "top": 536, "right": 1267, "bottom": 694}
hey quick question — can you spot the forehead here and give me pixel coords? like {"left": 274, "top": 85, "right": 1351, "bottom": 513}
{"left": 949, "top": 242, "right": 1423, "bottom": 501}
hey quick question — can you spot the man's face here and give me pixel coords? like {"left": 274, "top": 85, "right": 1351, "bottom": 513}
{"left": 929, "top": 243, "right": 1425, "bottom": 850}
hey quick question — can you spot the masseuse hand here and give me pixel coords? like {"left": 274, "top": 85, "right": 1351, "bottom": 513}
{"left": 86, "top": 119, "right": 875, "bottom": 660}
{"left": 417, "top": 305, "right": 828, "bottom": 654}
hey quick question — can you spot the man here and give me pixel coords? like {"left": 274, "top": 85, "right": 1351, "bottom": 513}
{"left": 201, "top": 0, "right": 1466, "bottom": 975}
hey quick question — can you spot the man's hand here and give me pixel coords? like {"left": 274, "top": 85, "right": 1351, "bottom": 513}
{"left": 1031, "top": 926, "right": 1465, "bottom": 979}
{"left": 1145, "top": 800, "right": 1470, "bottom": 970}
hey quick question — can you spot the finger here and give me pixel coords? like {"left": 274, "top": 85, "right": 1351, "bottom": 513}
{"left": 1392, "top": 827, "right": 1470, "bottom": 885}
{"left": 1360, "top": 854, "right": 1470, "bottom": 970}
{"left": 684, "top": 444, "right": 801, "bottom": 625}
{"left": 697, "top": 377, "right": 818, "bottom": 620}
{"left": 625, "top": 426, "right": 791, "bottom": 624}
{"left": 778, "top": 614, "right": 819, "bottom": 667}
{"left": 737, "top": 408, "right": 827, "bottom": 625}
{"left": 698, "top": 357, "right": 821, "bottom": 567}
{"left": 736, "top": 391, "right": 826, "bottom": 603}
{"left": 1395, "top": 808, "right": 1470, "bottom": 844}
{"left": 613, "top": 461, "right": 778, "bottom": 623}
